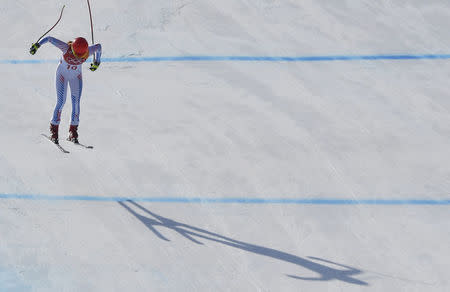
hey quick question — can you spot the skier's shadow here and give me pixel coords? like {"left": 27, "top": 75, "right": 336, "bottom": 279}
{"left": 119, "top": 200, "right": 368, "bottom": 286}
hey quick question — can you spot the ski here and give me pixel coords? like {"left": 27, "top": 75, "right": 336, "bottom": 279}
{"left": 41, "top": 134, "right": 70, "bottom": 153}
{"left": 67, "top": 138, "right": 94, "bottom": 149}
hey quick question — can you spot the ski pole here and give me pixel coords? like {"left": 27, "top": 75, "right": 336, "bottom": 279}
{"left": 35, "top": 5, "right": 66, "bottom": 43}
{"left": 87, "top": 0, "right": 95, "bottom": 44}
{"left": 86, "top": 0, "right": 100, "bottom": 70}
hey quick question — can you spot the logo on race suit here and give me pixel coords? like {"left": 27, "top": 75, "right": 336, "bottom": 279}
{"left": 63, "top": 46, "right": 88, "bottom": 65}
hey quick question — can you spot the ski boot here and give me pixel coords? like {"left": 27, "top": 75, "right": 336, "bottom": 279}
{"left": 50, "top": 123, "right": 59, "bottom": 144}
{"left": 68, "top": 125, "right": 79, "bottom": 143}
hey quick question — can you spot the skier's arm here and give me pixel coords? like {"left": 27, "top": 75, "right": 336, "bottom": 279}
{"left": 29, "top": 36, "right": 68, "bottom": 55}
{"left": 39, "top": 37, "right": 69, "bottom": 52}
{"left": 89, "top": 44, "right": 102, "bottom": 71}
{"left": 89, "top": 44, "right": 102, "bottom": 61}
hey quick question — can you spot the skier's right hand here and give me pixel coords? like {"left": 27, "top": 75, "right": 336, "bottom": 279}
{"left": 29, "top": 43, "right": 40, "bottom": 55}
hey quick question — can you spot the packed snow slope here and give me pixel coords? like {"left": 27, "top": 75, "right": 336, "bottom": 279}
{"left": 1, "top": 0, "right": 450, "bottom": 291}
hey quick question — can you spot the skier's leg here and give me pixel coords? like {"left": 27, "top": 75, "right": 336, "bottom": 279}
{"left": 68, "top": 74, "right": 83, "bottom": 141}
{"left": 51, "top": 73, "right": 68, "bottom": 125}
{"left": 50, "top": 72, "right": 68, "bottom": 143}
{"left": 69, "top": 74, "right": 83, "bottom": 125}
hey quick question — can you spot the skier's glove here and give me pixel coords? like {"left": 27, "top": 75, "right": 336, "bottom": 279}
{"left": 29, "top": 43, "right": 40, "bottom": 55}
{"left": 90, "top": 61, "right": 100, "bottom": 71}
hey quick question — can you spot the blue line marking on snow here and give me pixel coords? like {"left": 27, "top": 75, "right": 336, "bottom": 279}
{"left": 102, "top": 54, "right": 450, "bottom": 63}
{"left": 0, "top": 59, "right": 58, "bottom": 64}
{"left": 0, "top": 194, "right": 449, "bottom": 205}
{"left": 2, "top": 54, "right": 450, "bottom": 64}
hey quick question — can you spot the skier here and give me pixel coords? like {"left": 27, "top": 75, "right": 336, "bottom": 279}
{"left": 29, "top": 36, "right": 102, "bottom": 144}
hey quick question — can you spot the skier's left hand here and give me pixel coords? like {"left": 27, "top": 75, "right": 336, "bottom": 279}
{"left": 90, "top": 61, "right": 100, "bottom": 71}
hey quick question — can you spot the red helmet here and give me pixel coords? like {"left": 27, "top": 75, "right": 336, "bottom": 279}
{"left": 71, "top": 37, "right": 89, "bottom": 58}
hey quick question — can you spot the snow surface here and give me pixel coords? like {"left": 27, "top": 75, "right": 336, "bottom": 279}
{"left": 1, "top": 0, "right": 450, "bottom": 291}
